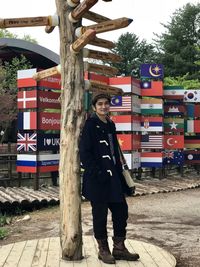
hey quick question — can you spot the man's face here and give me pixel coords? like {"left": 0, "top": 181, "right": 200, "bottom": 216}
{"left": 93, "top": 98, "right": 110, "bottom": 116}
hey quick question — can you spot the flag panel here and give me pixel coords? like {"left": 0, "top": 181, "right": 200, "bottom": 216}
{"left": 117, "top": 134, "right": 132, "bottom": 151}
{"left": 141, "top": 98, "right": 163, "bottom": 115}
{"left": 131, "top": 78, "right": 141, "bottom": 96}
{"left": 132, "top": 134, "right": 141, "bottom": 149}
{"left": 141, "top": 116, "right": 163, "bottom": 132}
{"left": 17, "top": 112, "right": 37, "bottom": 130}
{"left": 163, "top": 150, "right": 184, "bottom": 165}
{"left": 141, "top": 152, "right": 163, "bottom": 168}
{"left": 38, "top": 112, "right": 61, "bottom": 130}
{"left": 17, "top": 131, "right": 37, "bottom": 152}
{"left": 132, "top": 96, "right": 141, "bottom": 114}
{"left": 132, "top": 115, "right": 141, "bottom": 132}
{"left": 140, "top": 64, "right": 164, "bottom": 79}
{"left": 164, "top": 135, "right": 184, "bottom": 149}
{"left": 164, "top": 118, "right": 184, "bottom": 133}
{"left": 184, "top": 136, "right": 200, "bottom": 148}
{"left": 184, "top": 150, "right": 200, "bottom": 164}
{"left": 164, "top": 103, "right": 185, "bottom": 116}
{"left": 141, "top": 134, "right": 163, "bottom": 149}
{"left": 164, "top": 86, "right": 184, "bottom": 100}
{"left": 17, "top": 69, "right": 37, "bottom": 88}
{"left": 184, "top": 90, "right": 200, "bottom": 103}
{"left": 110, "top": 96, "right": 131, "bottom": 112}
{"left": 17, "top": 90, "right": 37, "bottom": 109}
{"left": 109, "top": 77, "right": 132, "bottom": 93}
{"left": 186, "top": 104, "right": 200, "bottom": 117}
{"left": 110, "top": 115, "right": 132, "bottom": 131}
{"left": 185, "top": 120, "right": 200, "bottom": 133}
{"left": 141, "top": 81, "right": 163, "bottom": 96}
{"left": 132, "top": 152, "right": 141, "bottom": 169}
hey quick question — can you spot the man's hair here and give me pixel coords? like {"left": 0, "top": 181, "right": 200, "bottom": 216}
{"left": 92, "top": 93, "right": 111, "bottom": 106}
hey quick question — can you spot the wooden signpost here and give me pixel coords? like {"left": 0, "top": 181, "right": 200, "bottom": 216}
{"left": 2, "top": 0, "right": 133, "bottom": 261}
{"left": 0, "top": 15, "right": 59, "bottom": 28}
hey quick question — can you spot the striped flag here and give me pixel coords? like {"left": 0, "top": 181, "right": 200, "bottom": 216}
{"left": 141, "top": 81, "right": 163, "bottom": 96}
{"left": 186, "top": 104, "right": 200, "bottom": 117}
{"left": 141, "top": 98, "right": 163, "bottom": 115}
{"left": 109, "top": 77, "right": 132, "bottom": 93}
{"left": 184, "top": 90, "right": 200, "bottom": 103}
{"left": 18, "top": 112, "right": 37, "bottom": 130}
{"left": 163, "top": 151, "right": 184, "bottom": 165}
{"left": 110, "top": 96, "right": 131, "bottom": 112}
{"left": 141, "top": 134, "right": 163, "bottom": 149}
{"left": 17, "top": 90, "right": 37, "bottom": 109}
{"left": 184, "top": 150, "right": 200, "bottom": 164}
{"left": 17, "top": 131, "right": 37, "bottom": 152}
{"left": 132, "top": 115, "right": 141, "bottom": 131}
{"left": 17, "top": 69, "right": 37, "bottom": 88}
{"left": 164, "top": 135, "right": 184, "bottom": 149}
{"left": 185, "top": 120, "right": 200, "bottom": 133}
{"left": 111, "top": 115, "right": 132, "bottom": 131}
{"left": 164, "top": 86, "right": 184, "bottom": 100}
{"left": 16, "top": 154, "right": 59, "bottom": 173}
{"left": 141, "top": 152, "right": 163, "bottom": 168}
{"left": 185, "top": 135, "right": 200, "bottom": 149}
{"left": 141, "top": 116, "right": 163, "bottom": 132}
{"left": 164, "top": 118, "right": 184, "bottom": 133}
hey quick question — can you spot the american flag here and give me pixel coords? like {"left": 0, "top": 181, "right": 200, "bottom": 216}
{"left": 17, "top": 132, "right": 37, "bottom": 152}
{"left": 110, "top": 96, "right": 131, "bottom": 112}
{"left": 141, "top": 134, "right": 163, "bottom": 149}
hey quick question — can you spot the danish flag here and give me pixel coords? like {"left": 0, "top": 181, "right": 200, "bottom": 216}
{"left": 17, "top": 90, "right": 37, "bottom": 109}
{"left": 17, "top": 132, "right": 37, "bottom": 152}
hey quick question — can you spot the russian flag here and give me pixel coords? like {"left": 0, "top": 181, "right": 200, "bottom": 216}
{"left": 18, "top": 112, "right": 37, "bottom": 130}
{"left": 141, "top": 152, "right": 163, "bottom": 168}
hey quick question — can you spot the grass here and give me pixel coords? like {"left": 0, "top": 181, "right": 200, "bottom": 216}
{"left": 0, "top": 213, "right": 9, "bottom": 239}
{"left": 0, "top": 228, "right": 8, "bottom": 239}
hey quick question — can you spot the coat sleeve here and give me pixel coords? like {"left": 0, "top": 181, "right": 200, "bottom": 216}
{"left": 79, "top": 120, "right": 101, "bottom": 173}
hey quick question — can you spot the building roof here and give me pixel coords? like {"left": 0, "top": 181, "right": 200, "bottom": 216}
{"left": 0, "top": 38, "right": 60, "bottom": 68}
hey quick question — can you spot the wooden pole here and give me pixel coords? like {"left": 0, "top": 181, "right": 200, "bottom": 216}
{"left": 0, "top": 15, "right": 59, "bottom": 28}
{"left": 56, "top": 0, "right": 84, "bottom": 260}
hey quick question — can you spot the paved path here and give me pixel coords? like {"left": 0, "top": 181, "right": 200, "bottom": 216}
{"left": 0, "top": 236, "right": 176, "bottom": 267}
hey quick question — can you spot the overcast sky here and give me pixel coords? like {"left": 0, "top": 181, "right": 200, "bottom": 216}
{"left": 0, "top": 0, "right": 198, "bottom": 55}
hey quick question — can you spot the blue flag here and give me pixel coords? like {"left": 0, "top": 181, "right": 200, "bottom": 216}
{"left": 140, "top": 64, "right": 164, "bottom": 79}
{"left": 163, "top": 151, "right": 184, "bottom": 165}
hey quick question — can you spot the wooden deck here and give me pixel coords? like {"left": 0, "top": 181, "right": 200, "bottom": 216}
{"left": 0, "top": 236, "right": 176, "bottom": 267}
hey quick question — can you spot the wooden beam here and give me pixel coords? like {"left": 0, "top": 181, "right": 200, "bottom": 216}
{"left": 85, "top": 80, "right": 123, "bottom": 95}
{"left": 83, "top": 48, "right": 122, "bottom": 62}
{"left": 89, "top": 36, "right": 115, "bottom": 49}
{"left": 84, "top": 62, "right": 118, "bottom": 76}
{"left": 76, "top": 17, "right": 133, "bottom": 36}
{"left": 69, "top": 0, "right": 98, "bottom": 23}
{"left": 32, "top": 65, "right": 61, "bottom": 81}
{"left": 83, "top": 10, "right": 110, "bottom": 23}
{"left": 0, "top": 15, "right": 59, "bottom": 28}
{"left": 70, "top": 29, "right": 96, "bottom": 53}
{"left": 67, "top": 0, "right": 80, "bottom": 7}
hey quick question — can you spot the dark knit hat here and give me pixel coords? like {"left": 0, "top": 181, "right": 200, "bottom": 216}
{"left": 92, "top": 93, "right": 111, "bottom": 106}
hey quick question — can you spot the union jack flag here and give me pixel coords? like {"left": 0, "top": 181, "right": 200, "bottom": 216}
{"left": 17, "top": 132, "right": 37, "bottom": 152}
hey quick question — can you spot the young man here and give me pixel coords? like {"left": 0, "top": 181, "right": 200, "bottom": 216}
{"left": 80, "top": 93, "right": 139, "bottom": 264}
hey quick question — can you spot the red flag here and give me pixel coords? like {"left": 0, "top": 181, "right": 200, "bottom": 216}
{"left": 117, "top": 134, "right": 132, "bottom": 151}
{"left": 164, "top": 135, "right": 184, "bottom": 149}
{"left": 141, "top": 81, "right": 163, "bottom": 96}
{"left": 17, "top": 90, "right": 37, "bottom": 109}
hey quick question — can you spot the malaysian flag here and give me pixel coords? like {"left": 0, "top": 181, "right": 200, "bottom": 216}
{"left": 17, "top": 132, "right": 37, "bottom": 152}
{"left": 110, "top": 96, "right": 131, "bottom": 112}
{"left": 141, "top": 134, "right": 163, "bottom": 149}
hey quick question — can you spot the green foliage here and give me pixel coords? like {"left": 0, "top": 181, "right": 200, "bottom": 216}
{"left": 0, "top": 29, "right": 37, "bottom": 44}
{"left": 155, "top": 3, "right": 200, "bottom": 79}
{"left": 0, "top": 228, "right": 8, "bottom": 239}
{"left": 110, "top": 32, "right": 157, "bottom": 77}
{"left": 0, "top": 214, "right": 8, "bottom": 226}
{"left": 164, "top": 74, "right": 200, "bottom": 89}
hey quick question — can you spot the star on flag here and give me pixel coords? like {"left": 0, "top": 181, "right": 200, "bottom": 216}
{"left": 170, "top": 121, "right": 178, "bottom": 129}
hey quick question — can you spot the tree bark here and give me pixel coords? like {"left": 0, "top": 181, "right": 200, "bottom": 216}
{"left": 55, "top": 0, "right": 85, "bottom": 260}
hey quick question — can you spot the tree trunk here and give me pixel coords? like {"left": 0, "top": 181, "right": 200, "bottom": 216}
{"left": 55, "top": 0, "right": 85, "bottom": 260}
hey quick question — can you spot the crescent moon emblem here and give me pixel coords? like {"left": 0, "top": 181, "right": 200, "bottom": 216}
{"left": 149, "top": 65, "right": 161, "bottom": 77}
{"left": 167, "top": 138, "right": 174, "bottom": 146}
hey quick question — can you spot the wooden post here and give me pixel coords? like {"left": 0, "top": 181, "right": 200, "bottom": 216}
{"left": 56, "top": 0, "right": 84, "bottom": 260}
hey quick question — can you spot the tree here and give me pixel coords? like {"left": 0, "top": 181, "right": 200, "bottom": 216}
{"left": 155, "top": 3, "right": 200, "bottom": 79}
{"left": 0, "top": 56, "right": 32, "bottom": 143}
{"left": 0, "top": 29, "right": 37, "bottom": 43}
{"left": 110, "top": 32, "right": 156, "bottom": 77}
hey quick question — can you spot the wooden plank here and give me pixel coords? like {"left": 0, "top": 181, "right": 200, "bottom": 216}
{"left": 46, "top": 237, "right": 60, "bottom": 267}
{"left": 83, "top": 235, "right": 102, "bottom": 267}
{"left": 0, "top": 243, "right": 14, "bottom": 266}
{"left": 32, "top": 238, "right": 50, "bottom": 267}
{"left": 129, "top": 240, "right": 158, "bottom": 267}
{"left": 3, "top": 241, "right": 26, "bottom": 267}
{"left": 126, "top": 240, "right": 145, "bottom": 267}
{"left": 156, "top": 246, "right": 176, "bottom": 266}
{"left": 142, "top": 242, "right": 174, "bottom": 267}
{"left": 18, "top": 239, "right": 38, "bottom": 267}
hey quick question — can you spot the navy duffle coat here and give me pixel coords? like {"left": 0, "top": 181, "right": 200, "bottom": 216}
{"left": 79, "top": 114, "right": 130, "bottom": 202}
